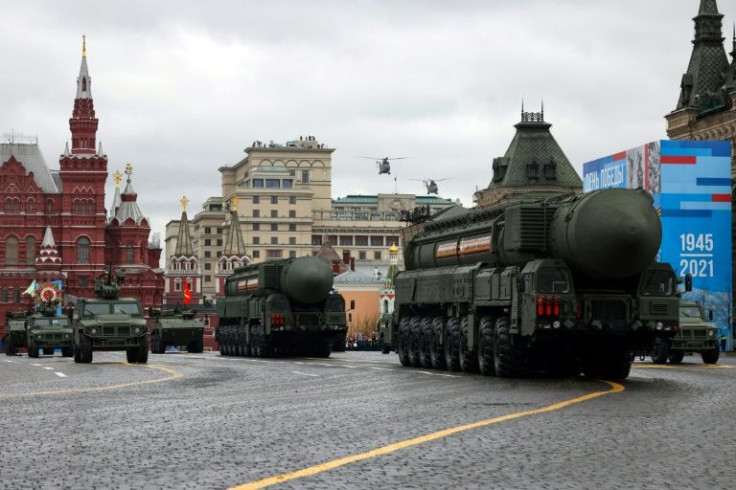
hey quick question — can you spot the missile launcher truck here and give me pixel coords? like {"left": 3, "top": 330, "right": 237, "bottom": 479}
{"left": 216, "top": 256, "right": 348, "bottom": 358}
{"left": 380, "top": 188, "right": 684, "bottom": 379}
{"left": 25, "top": 302, "right": 74, "bottom": 358}
{"left": 72, "top": 270, "right": 148, "bottom": 364}
{"left": 150, "top": 306, "right": 205, "bottom": 354}
{"left": 4, "top": 311, "right": 28, "bottom": 355}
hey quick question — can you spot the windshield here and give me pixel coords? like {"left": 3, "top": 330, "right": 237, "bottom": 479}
{"left": 537, "top": 268, "right": 571, "bottom": 294}
{"left": 31, "top": 318, "right": 71, "bottom": 328}
{"left": 640, "top": 270, "right": 675, "bottom": 296}
{"left": 680, "top": 306, "right": 702, "bottom": 318}
{"left": 83, "top": 302, "right": 141, "bottom": 315}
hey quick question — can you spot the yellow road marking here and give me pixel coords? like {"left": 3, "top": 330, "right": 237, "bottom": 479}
{"left": 0, "top": 363, "right": 182, "bottom": 399}
{"left": 232, "top": 380, "right": 624, "bottom": 490}
{"left": 632, "top": 364, "right": 733, "bottom": 369}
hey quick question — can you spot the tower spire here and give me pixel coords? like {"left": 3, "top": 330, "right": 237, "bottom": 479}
{"left": 69, "top": 35, "right": 98, "bottom": 154}
{"left": 82, "top": 34, "right": 86, "bottom": 57}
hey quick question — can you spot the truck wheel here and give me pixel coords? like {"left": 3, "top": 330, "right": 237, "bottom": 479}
{"left": 43, "top": 348, "right": 54, "bottom": 356}
{"left": 493, "top": 317, "right": 525, "bottom": 378}
{"left": 459, "top": 317, "right": 478, "bottom": 373}
{"left": 444, "top": 318, "right": 460, "bottom": 372}
{"left": 701, "top": 347, "right": 719, "bottom": 364}
{"left": 136, "top": 336, "right": 149, "bottom": 364}
{"left": 6, "top": 343, "right": 15, "bottom": 356}
{"left": 477, "top": 317, "right": 495, "bottom": 376}
{"left": 256, "top": 325, "right": 273, "bottom": 357}
{"left": 668, "top": 351, "right": 684, "bottom": 364}
{"left": 188, "top": 339, "right": 204, "bottom": 354}
{"left": 397, "top": 317, "right": 411, "bottom": 366}
{"left": 408, "top": 317, "right": 421, "bottom": 367}
{"left": 77, "top": 335, "right": 93, "bottom": 363}
{"left": 600, "top": 347, "right": 633, "bottom": 380}
{"left": 650, "top": 337, "right": 669, "bottom": 364}
{"left": 429, "top": 317, "right": 446, "bottom": 370}
{"left": 313, "top": 340, "right": 332, "bottom": 358}
{"left": 418, "top": 318, "right": 432, "bottom": 368}
{"left": 28, "top": 340, "right": 39, "bottom": 358}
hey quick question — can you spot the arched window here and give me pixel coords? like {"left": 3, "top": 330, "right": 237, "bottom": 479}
{"left": 126, "top": 245, "right": 134, "bottom": 264}
{"left": 5, "top": 198, "right": 20, "bottom": 213}
{"left": 26, "top": 237, "right": 35, "bottom": 265}
{"left": 174, "top": 278, "right": 182, "bottom": 292}
{"left": 46, "top": 199, "right": 54, "bottom": 214}
{"left": 6, "top": 237, "right": 18, "bottom": 264}
{"left": 26, "top": 198, "right": 35, "bottom": 214}
{"left": 77, "top": 237, "right": 90, "bottom": 264}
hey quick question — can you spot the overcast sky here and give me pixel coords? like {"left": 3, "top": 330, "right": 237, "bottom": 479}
{"left": 1, "top": 0, "right": 734, "bottom": 243}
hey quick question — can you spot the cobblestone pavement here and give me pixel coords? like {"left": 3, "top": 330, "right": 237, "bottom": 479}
{"left": 0, "top": 351, "right": 734, "bottom": 489}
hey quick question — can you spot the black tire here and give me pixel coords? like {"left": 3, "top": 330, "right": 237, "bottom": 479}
{"left": 600, "top": 347, "right": 633, "bottom": 380}
{"left": 701, "top": 347, "right": 720, "bottom": 364}
{"left": 188, "top": 338, "right": 204, "bottom": 354}
{"left": 62, "top": 346, "right": 73, "bottom": 358}
{"left": 256, "top": 325, "right": 273, "bottom": 357}
{"left": 6, "top": 343, "right": 15, "bottom": 356}
{"left": 313, "top": 339, "right": 332, "bottom": 358}
{"left": 650, "top": 337, "right": 669, "bottom": 364}
{"left": 459, "top": 316, "right": 478, "bottom": 373}
{"left": 28, "top": 340, "right": 39, "bottom": 358}
{"left": 430, "top": 317, "right": 446, "bottom": 370}
{"left": 77, "top": 335, "right": 93, "bottom": 363}
{"left": 408, "top": 317, "right": 421, "bottom": 367}
{"left": 238, "top": 325, "right": 247, "bottom": 356}
{"left": 136, "top": 336, "right": 149, "bottom": 364}
{"left": 43, "top": 348, "right": 54, "bottom": 356}
{"left": 477, "top": 317, "right": 495, "bottom": 376}
{"left": 73, "top": 342, "right": 80, "bottom": 362}
{"left": 493, "top": 316, "right": 525, "bottom": 378}
{"left": 668, "top": 350, "right": 684, "bottom": 364}
{"left": 418, "top": 318, "right": 432, "bottom": 368}
{"left": 397, "top": 317, "right": 411, "bottom": 367}
{"left": 444, "top": 318, "right": 460, "bottom": 371}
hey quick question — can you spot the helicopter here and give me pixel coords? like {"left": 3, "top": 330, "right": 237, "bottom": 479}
{"left": 410, "top": 178, "right": 450, "bottom": 195}
{"left": 360, "top": 156, "right": 407, "bottom": 175}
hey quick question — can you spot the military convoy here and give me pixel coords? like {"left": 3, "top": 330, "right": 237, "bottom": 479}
{"left": 649, "top": 300, "right": 720, "bottom": 365}
{"left": 72, "top": 270, "right": 148, "bottom": 364}
{"left": 216, "top": 256, "right": 347, "bottom": 357}
{"left": 25, "top": 302, "right": 74, "bottom": 358}
{"left": 3, "top": 311, "right": 28, "bottom": 355}
{"left": 149, "top": 306, "right": 205, "bottom": 354}
{"left": 380, "top": 188, "right": 684, "bottom": 380}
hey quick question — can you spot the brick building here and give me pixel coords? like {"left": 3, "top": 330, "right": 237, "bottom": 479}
{"left": 0, "top": 39, "right": 163, "bottom": 324}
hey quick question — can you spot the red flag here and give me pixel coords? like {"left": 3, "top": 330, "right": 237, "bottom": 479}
{"left": 183, "top": 281, "right": 192, "bottom": 305}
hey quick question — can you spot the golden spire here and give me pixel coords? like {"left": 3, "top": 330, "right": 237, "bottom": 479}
{"left": 180, "top": 196, "right": 189, "bottom": 212}
{"left": 113, "top": 170, "right": 123, "bottom": 188}
{"left": 82, "top": 35, "right": 86, "bottom": 57}
{"left": 230, "top": 196, "right": 238, "bottom": 211}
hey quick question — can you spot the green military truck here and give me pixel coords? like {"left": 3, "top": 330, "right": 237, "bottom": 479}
{"left": 25, "top": 302, "right": 74, "bottom": 358}
{"left": 150, "top": 307, "right": 205, "bottom": 354}
{"left": 72, "top": 271, "right": 148, "bottom": 364}
{"left": 649, "top": 300, "right": 720, "bottom": 365}
{"left": 4, "top": 311, "right": 28, "bottom": 355}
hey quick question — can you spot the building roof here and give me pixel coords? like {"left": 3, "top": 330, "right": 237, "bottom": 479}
{"left": 222, "top": 206, "right": 246, "bottom": 257}
{"left": 485, "top": 108, "right": 582, "bottom": 190}
{"left": 174, "top": 209, "right": 194, "bottom": 257}
{"left": 0, "top": 136, "right": 59, "bottom": 193}
{"left": 112, "top": 177, "right": 146, "bottom": 225}
{"left": 674, "top": 0, "right": 732, "bottom": 112}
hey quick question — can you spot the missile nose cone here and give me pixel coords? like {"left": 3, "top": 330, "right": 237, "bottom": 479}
{"left": 281, "top": 257, "right": 334, "bottom": 304}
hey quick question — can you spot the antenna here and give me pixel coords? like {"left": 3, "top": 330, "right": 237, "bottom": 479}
{"left": 394, "top": 174, "right": 398, "bottom": 194}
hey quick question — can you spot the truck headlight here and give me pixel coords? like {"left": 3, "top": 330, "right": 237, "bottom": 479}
{"left": 134, "top": 327, "right": 141, "bottom": 334}
{"left": 90, "top": 328, "right": 97, "bottom": 334}
{"left": 656, "top": 322, "right": 663, "bottom": 331}
{"left": 708, "top": 330, "right": 715, "bottom": 338}
{"left": 553, "top": 320, "right": 561, "bottom": 329}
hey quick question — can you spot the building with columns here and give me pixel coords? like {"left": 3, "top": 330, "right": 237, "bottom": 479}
{"left": 0, "top": 39, "right": 163, "bottom": 322}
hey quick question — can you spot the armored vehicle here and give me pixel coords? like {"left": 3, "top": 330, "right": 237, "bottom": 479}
{"left": 649, "top": 300, "right": 719, "bottom": 364}
{"left": 4, "top": 311, "right": 28, "bottom": 355}
{"left": 25, "top": 302, "right": 74, "bottom": 358}
{"left": 216, "top": 256, "right": 347, "bottom": 358}
{"left": 150, "top": 306, "right": 205, "bottom": 354}
{"left": 72, "top": 271, "right": 148, "bottom": 364}
{"left": 382, "top": 188, "right": 683, "bottom": 380}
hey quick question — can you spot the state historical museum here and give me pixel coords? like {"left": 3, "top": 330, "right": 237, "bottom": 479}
{"left": 0, "top": 39, "right": 164, "bottom": 321}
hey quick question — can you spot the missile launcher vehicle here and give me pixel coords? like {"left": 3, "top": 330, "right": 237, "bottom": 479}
{"left": 150, "top": 306, "right": 205, "bottom": 354}
{"left": 4, "top": 311, "right": 28, "bottom": 355}
{"left": 72, "top": 270, "right": 148, "bottom": 364}
{"left": 381, "top": 188, "right": 684, "bottom": 379}
{"left": 216, "top": 256, "right": 347, "bottom": 358}
{"left": 25, "top": 302, "right": 73, "bottom": 358}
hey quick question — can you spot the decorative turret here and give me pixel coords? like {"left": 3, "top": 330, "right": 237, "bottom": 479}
{"left": 219, "top": 196, "right": 250, "bottom": 273}
{"left": 35, "top": 226, "right": 62, "bottom": 272}
{"left": 69, "top": 35, "right": 99, "bottom": 155}
{"left": 111, "top": 164, "right": 146, "bottom": 226}
{"left": 674, "top": 0, "right": 730, "bottom": 111}
{"left": 174, "top": 195, "right": 194, "bottom": 257}
{"left": 474, "top": 105, "right": 582, "bottom": 207}
{"left": 164, "top": 196, "right": 202, "bottom": 305}
{"left": 109, "top": 169, "right": 123, "bottom": 221}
